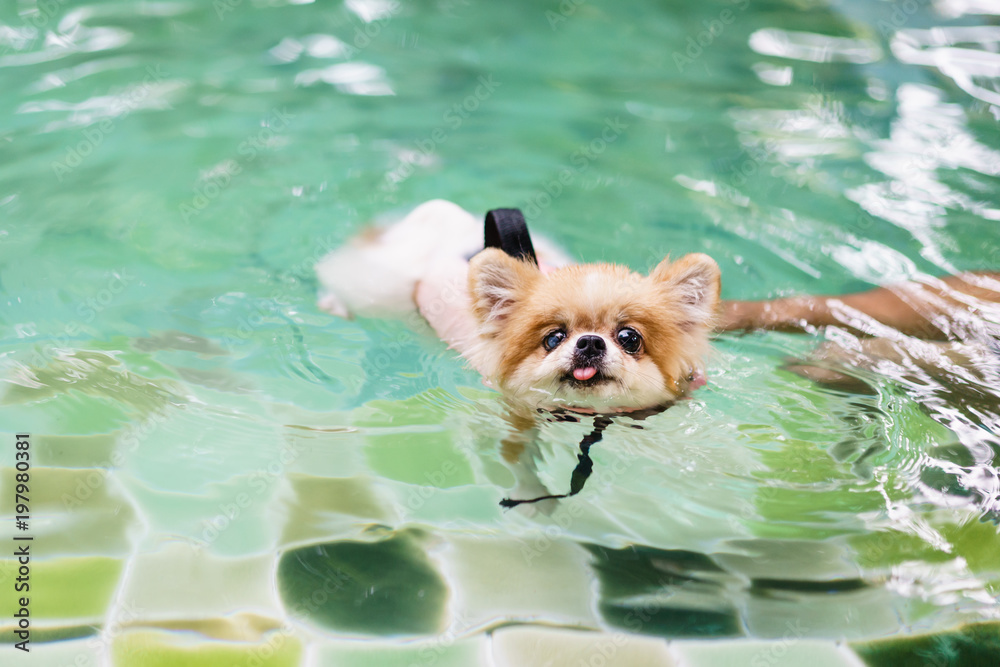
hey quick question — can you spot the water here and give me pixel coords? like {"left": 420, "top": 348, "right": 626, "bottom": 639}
{"left": 1, "top": 0, "right": 999, "bottom": 663}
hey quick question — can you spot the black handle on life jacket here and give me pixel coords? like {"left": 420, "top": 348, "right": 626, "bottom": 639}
{"left": 484, "top": 208, "right": 538, "bottom": 266}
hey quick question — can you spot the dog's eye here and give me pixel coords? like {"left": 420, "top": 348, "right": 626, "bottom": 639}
{"left": 542, "top": 330, "right": 566, "bottom": 351}
{"left": 616, "top": 328, "right": 642, "bottom": 354}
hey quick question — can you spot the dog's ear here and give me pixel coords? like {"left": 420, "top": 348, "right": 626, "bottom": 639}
{"left": 468, "top": 248, "right": 539, "bottom": 330}
{"left": 649, "top": 253, "right": 721, "bottom": 327}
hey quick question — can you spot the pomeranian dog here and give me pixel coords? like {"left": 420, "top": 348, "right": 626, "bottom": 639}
{"left": 317, "top": 200, "right": 720, "bottom": 414}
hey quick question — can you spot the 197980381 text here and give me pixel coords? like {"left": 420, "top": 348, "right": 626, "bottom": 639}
{"left": 12, "top": 434, "right": 32, "bottom": 653}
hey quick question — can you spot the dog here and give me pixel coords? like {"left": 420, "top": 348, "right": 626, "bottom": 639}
{"left": 317, "top": 200, "right": 720, "bottom": 415}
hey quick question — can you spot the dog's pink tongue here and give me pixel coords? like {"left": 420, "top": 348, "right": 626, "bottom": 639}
{"left": 573, "top": 367, "right": 597, "bottom": 381}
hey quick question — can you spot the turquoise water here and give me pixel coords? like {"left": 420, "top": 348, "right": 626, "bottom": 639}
{"left": 2, "top": 0, "right": 1000, "bottom": 664}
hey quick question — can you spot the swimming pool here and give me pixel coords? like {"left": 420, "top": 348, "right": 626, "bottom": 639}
{"left": 1, "top": 0, "right": 999, "bottom": 665}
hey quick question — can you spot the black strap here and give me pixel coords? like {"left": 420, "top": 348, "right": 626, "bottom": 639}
{"left": 484, "top": 208, "right": 538, "bottom": 265}
{"left": 500, "top": 416, "right": 613, "bottom": 509}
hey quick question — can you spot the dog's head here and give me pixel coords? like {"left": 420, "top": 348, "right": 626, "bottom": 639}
{"left": 468, "top": 249, "right": 720, "bottom": 412}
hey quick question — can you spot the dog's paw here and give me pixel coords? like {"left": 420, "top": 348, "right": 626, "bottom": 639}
{"left": 318, "top": 292, "right": 351, "bottom": 318}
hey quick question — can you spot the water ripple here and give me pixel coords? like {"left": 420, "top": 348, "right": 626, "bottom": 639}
{"left": 294, "top": 62, "right": 395, "bottom": 96}
{"left": 893, "top": 26, "right": 1000, "bottom": 106}
{"left": 749, "top": 28, "right": 881, "bottom": 64}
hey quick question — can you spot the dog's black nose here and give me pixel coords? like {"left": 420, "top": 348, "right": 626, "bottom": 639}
{"left": 575, "top": 335, "right": 606, "bottom": 355}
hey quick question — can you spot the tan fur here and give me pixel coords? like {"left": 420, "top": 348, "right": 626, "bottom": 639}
{"left": 467, "top": 249, "right": 721, "bottom": 412}
{"left": 317, "top": 200, "right": 721, "bottom": 414}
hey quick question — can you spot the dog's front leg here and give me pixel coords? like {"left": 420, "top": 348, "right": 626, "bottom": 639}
{"left": 497, "top": 411, "right": 562, "bottom": 515}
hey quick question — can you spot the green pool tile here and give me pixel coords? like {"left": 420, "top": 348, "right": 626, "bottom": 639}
{"left": 1, "top": 465, "right": 139, "bottom": 557}
{"left": 399, "top": 484, "right": 502, "bottom": 524}
{"left": 0, "top": 393, "right": 134, "bottom": 436}
{"left": 2, "top": 465, "right": 119, "bottom": 512}
{"left": 2, "top": 636, "right": 101, "bottom": 665}
{"left": 275, "top": 425, "right": 368, "bottom": 480}
{"left": 492, "top": 627, "right": 676, "bottom": 667}
{"left": 289, "top": 473, "right": 395, "bottom": 519}
{"left": 599, "top": 603, "right": 743, "bottom": 640}
{"left": 920, "top": 443, "right": 977, "bottom": 489}
{"left": 673, "top": 639, "right": 865, "bottom": 667}
{"left": 131, "top": 330, "right": 230, "bottom": 357}
{"left": 852, "top": 622, "right": 1000, "bottom": 667}
{"left": 939, "top": 518, "right": 1000, "bottom": 574}
{"left": 174, "top": 365, "right": 259, "bottom": 394}
{"left": 849, "top": 519, "right": 1000, "bottom": 617}
{"left": 2, "top": 349, "right": 175, "bottom": 416}
{"left": 744, "top": 584, "right": 900, "bottom": 640}
{"left": 363, "top": 430, "right": 476, "bottom": 488}
{"left": 453, "top": 386, "right": 500, "bottom": 402}
{"left": 585, "top": 544, "right": 743, "bottom": 639}
{"left": 0, "top": 556, "right": 123, "bottom": 620}
{"left": 743, "top": 433, "right": 886, "bottom": 540}
{"left": 119, "top": 544, "right": 280, "bottom": 619}
{"left": 316, "top": 636, "right": 489, "bottom": 667}
{"left": 111, "top": 628, "right": 302, "bottom": 667}
{"left": 445, "top": 536, "right": 598, "bottom": 627}
{"left": 0, "top": 623, "right": 98, "bottom": 647}
{"left": 746, "top": 484, "right": 884, "bottom": 539}
{"left": 716, "top": 538, "right": 861, "bottom": 582}
{"left": 278, "top": 528, "right": 449, "bottom": 636}
{"left": 279, "top": 473, "right": 399, "bottom": 546}
{"left": 585, "top": 545, "right": 731, "bottom": 597}
{"left": 123, "top": 407, "right": 288, "bottom": 495}
{"left": 352, "top": 390, "right": 478, "bottom": 487}
{"left": 849, "top": 529, "right": 953, "bottom": 570}
{"left": 29, "top": 432, "right": 118, "bottom": 468}
{"left": 352, "top": 389, "right": 462, "bottom": 428}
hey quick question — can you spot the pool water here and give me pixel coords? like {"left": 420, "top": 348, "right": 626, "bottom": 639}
{"left": 2, "top": 0, "right": 1000, "bottom": 665}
